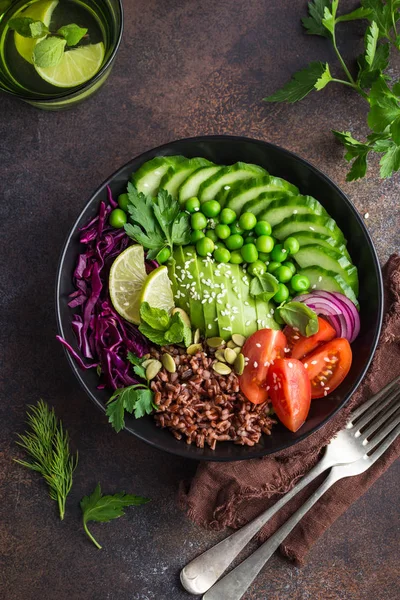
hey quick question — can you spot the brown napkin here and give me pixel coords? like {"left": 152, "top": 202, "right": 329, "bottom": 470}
{"left": 179, "top": 254, "right": 400, "bottom": 566}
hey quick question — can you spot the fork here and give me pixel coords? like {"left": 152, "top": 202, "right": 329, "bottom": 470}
{"left": 181, "top": 375, "right": 400, "bottom": 596}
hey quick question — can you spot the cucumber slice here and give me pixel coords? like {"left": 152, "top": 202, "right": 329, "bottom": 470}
{"left": 198, "top": 162, "right": 267, "bottom": 205}
{"left": 298, "top": 266, "right": 359, "bottom": 307}
{"left": 257, "top": 195, "right": 327, "bottom": 227}
{"left": 132, "top": 155, "right": 185, "bottom": 196}
{"left": 273, "top": 214, "right": 346, "bottom": 245}
{"left": 224, "top": 176, "right": 298, "bottom": 214}
{"left": 160, "top": 158, "right": 213, "bottom": 199}
{"left": 294, "top": 245, "right": 359, "bottom": 296}
{"left": 178, "top": 165, "right": 223, "bottom": 205}
{"left": 241, "top": 192, "right": 293, "bottom": 217}
{"left": 291, "top": 231, "right": 351, "bottom": 262}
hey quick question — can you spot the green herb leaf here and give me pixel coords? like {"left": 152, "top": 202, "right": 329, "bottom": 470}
{"left": 106, "top": 384, "right": 154, "bottom": 432}
{"left": 140, "top": 302, "right": 170, "bottom": 331}
{"left": 302, "top": 0, "right": 332, "bottom": 37}
{"left": 33, "top": 36, "right": 66, "bottom": 68}
{"left": 152, "top": 189, "right": 181, "bottom": 244}
{"left": 365, "top": 21, "right": 379, "bottom": 66}
{"left": 127, "top": 351, "right": 146, "bottom": 379}
{"left": 249, "top": 273, "right": 279, "bottom": 302}
{"left": 124, "top": 184, "right": 165, "bottom": 250}
{"left": 278, "top": 301, "right": 319, "bottom": 337}
{"left": 8, "top": 16, "right": 49, "bottom": 38}
{"left": 367, "top": 78, "right": 400, "bottom": 132}
{"left": 332, "top": 130, "right": 372, "bottom": 181}
{"left": 80, "top": 483, "right": 150, "bottom": 549}
{"left": 358, "top": 42, "right": 389, "bottom": 88}
{"left": 362, "top": 0, "right": 394, "bottom": 38}
{"left": 321, "top": 0, "right": 338, "bottom": 35}
{"left": 265, "top": 62, "right": 327, "bottom": 103}
{"left": 132, "top": 388, "right": 156, "bottom": 418}
{"left": 164, "top": 314, "right": 185, "bottom": 344}
{"left": 14, "top": 400, "right": 78, "bottom": 520}
{"left": 314, "top": 63, "right": 333, "bottom": 90}
{"left": 175, "top": 312, "right": 193, "bottom": 347}
{"left": 336, "top": 7, "right": 373, "bottom": 23}
{"left": 57, "top": 23, "right": 87, "bottom": 46}
{"left": 170, "top": 211, "right": 191, "bottom": 245}
{"left": 379, "top": 142, "right": 400, "bottom": 177}
{"left": 138, "top": 322, "right": 170, "bottom": 345}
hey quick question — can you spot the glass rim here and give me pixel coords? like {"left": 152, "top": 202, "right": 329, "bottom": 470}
{"left": 1, "top": 0, "right": 124, "bottom": 102}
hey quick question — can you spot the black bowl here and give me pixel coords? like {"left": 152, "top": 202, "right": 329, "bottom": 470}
{"left": 56, "top": 135, "right": 383, "bottom": 461}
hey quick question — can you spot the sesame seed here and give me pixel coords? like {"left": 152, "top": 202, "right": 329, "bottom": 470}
{"left": 253, "top": 361, "right": 258, "bottom": 368}
{"left": 311, "top": 360, "right": 317, "bottom": 365}
{"left": 293, "top": 335, "right": 299, "bottom": 340}
{"left": 364, "top": 212, "right": 369, "bottom": 219}
{"left": 245, "top": 320, "right": 251, "bottom": 326}
{"left": 318, "top": 276, "right": 322, "bottom": 282}
{"left": 266, "top": 386, "right": 270, "bottom": 391}
{"left": 324, "top": 390, "right": 328, "bottom": 396}
{"left": 293, "top": 210, "right": 298, "bottom": 214}
{"left": 324, "top": 357, "right": 330, "bottom": 362}
{"left": 288, "top": 362, "right": 293, "bottom": 368}
{"left": 304, "top": 363, "right": 308, "bottom": 368}
{"left": 284, "top": 347, "right": 290, "bottom": 353}
{"left": 256, "top": 343, "right": 261, "bottom": 348}
{"left": 309, "top": 226, "right": 315, "bottom": 231}
{"left": 312, "top": 284, "right": 317, "bottom": 289}
{"left": 320, "top": 381, "right": 325, "bottom": 387}
{"left": 244, "top": 301, "right": 250, "bottom": 306}
{"left": 264, "top": 361, "right": 269, "bottom": 367}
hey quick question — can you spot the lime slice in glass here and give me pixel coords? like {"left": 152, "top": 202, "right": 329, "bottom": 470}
{"left": 34, "top": 42, "right": 105, "bottom": 88}
{"left": 109, "top": 245, "right": 147, "bottom": 325}
{"left": 140, "top": 266, "right": 174, "bottom": 314}
{"left": 14, "top": 0, "right": 59, "bottom": 64}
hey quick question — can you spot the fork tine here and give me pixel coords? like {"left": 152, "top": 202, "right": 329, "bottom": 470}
{"left": 353, "top": 388, "right": 400, "bottom": 432}
{"left": 360, "top": 392, "right": 400, "bottom": 441}
{"left": 347, "top": 375, "right": 400, "bottom": 426}
{"left": 367, "top": 423, "right": 400, "bottom": 464}
{"left": 364, "top": 411, "right": 400, "bottom": 453}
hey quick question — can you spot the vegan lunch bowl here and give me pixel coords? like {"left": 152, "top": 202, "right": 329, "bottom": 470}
{"left": 56, "top": 136, "right": 383, "bottom": 461}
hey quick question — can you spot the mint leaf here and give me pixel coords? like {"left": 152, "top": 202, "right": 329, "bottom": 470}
{"left": 138, "top": 322, "right": 168, "bottom": 345}
{"left": 265, "top": 62, "right": 327, "bottom": 103}
{"left": 57, "top": 23, "right": 87, "bottom": 46}
{"left": 9, "top": 17, "right": 49, "bottom": 38}
{"left": 278, "top": 301, "right": 319, "bottom": 337}
{"left": 249, "top": 273, "right": 279, "bottom": 302}
{"left": 164, "top": 315, "right": 185, "bottom": 344}
{"left": 174, "top": 313, "right": 192, "bottom": 347}
{"left": 140, "top": 302, "right": 170, "bottom": 331}
{"left": 80, "top": 483, "right": 150, "bottom": 549}
{"left": 321, "top": 0, "right": 338, "bottom": 35}
{"left": 314, "top": 63, "right": 333, "bottom": 90}
{"left": 33, "top": 37, "right": 66, "bottom": 68}
{"left": 302, "top": 0, "right": 332, "bottom": 37}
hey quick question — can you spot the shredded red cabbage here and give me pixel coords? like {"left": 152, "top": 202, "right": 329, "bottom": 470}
{"left": 57, "top": 186, "right": 151, "bottom": 390}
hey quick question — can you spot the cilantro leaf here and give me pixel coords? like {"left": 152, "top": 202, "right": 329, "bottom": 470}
{"left": 278, "top": 302, "right": 319, "bottom": 337}
{"left": 302, "top": 0, "right": 332, "bottom": 37}
{"left": 106, "top": 384, "right": 155, "bottom": 432}
{"left": 57, "top": 23, "right": 87, "bottom": 46}
{"left": 140, "top": 302, "right": 170, "bottom": 331}
{"left": 249, "top": 273, "right": 279, "bottom": 302}
{"left": 265, "top": 62, "right": 327, "bottom": 103}
{"left": 314, "top": 63, "right": 333, "bottom": 90}
{"left": 80, "top": 483, "right": 150, "bottom": 549}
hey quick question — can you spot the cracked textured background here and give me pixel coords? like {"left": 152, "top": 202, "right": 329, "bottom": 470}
{"left": 0, "top": 1, "right": 399, "bottom": 599}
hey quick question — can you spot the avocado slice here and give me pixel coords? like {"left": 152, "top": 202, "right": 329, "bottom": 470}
{"left": 255, "top": 299, "right": 281, "bottom": 331}
{"left": 198, "top": 162, "right": 267, "bottom": 206}
{"left": 273, "top": 214, "right": 346, "bottom": 245}
{"left": 298, "top": 266, "right": 359, "bottom": 307}
{"left": 237, "top": 268, "right": 258, "bottom": 337}
{"left": 167, "top": 253, "right": 190, "bottom": 314}
{"left": 224, "top": 176, "right": 298, "bottom": 214}
{"left": 257, "top": 195, "right": 327, "bottom": 227}
{"left": 211, "top": 262, "right": 240, "bottom": 339}
{"left": 197, "top": 256, "right": 220, "bottom": 337}
{"left": 180, "top": 246, "right": 206, "bottom": 331}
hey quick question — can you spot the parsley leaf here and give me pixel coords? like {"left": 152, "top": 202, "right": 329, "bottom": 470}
{"left": 379, "top": 141, "right": 400, "bottom": 176}
{"left": 314, "top": 63, "right": 333, "bottom": 90}
{"left": 367, "top": 77, "right": 400, "bottom": 132}
{"left": 322, "top": 0, "right": 338, "bottom": 35}
{"left": 336, "top": 7, "right": 373, "bottom": 23}
{"left": 362, "top": 0, "right": 395, "bottom": 38}
{"left": 365, "top": 21, "right": 379, "bottom": 66}
{"left": 358, "top": 42, "right": 389, "bottom": 88}
{"left": 302, "top": 0, "right": 332, "bottom": 37}
{"left": 106, "top": 385, "right": 156, "bottom": 432}
{"left": 332, "top": 131, "right": 371, "bottom": 180}
{"left": 80, "top": 483, "right": 150, "bottom": 549}
{"left": 127, "top": 351, "right": 146, "bottom": 379}
{"left": 265, "top": 62, "right": 327, "bottom": 103}
{"left": 278, "top": 302, "right": 319, "bottom": 337}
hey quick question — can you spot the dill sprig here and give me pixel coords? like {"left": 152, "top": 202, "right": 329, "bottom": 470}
{"left": 14, "top": 400, "right": 78, "bottom": 520}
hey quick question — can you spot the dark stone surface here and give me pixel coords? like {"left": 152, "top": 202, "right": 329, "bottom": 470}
{"left": 1, "top": 1, "right": 399, "bottom": 599}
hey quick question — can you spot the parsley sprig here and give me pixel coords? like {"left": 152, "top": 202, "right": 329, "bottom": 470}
{"left": 266, "top": 0, "right": 400, "bottom": 180}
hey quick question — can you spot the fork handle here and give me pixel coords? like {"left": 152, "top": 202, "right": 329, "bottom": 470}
{"left": 180, "top": 454, "right": 333, "bottom": 595}
{"left": 202, "top": 468, "right": 341, "bottom": 600}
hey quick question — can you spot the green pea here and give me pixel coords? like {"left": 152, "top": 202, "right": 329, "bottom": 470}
{"left": 258, "top": 252, "right": 270, "bottom": 262}
{"left": 226, "top": 234, "right": 244, "bottom": 250}
{"left": 191, "top": 212, "right": 207, "bottom": 230}
{"left": 241, "top": 243, "right": 258, "bottom": 263}
{"left": 117, "top": 193, "right": 129, "bottom": 212}
{"left": 247, "top": 260, "right": 267, "bottom": 276}
{"left": 196, "top": 236, "right": 215, "bottom": 257}
{"left": 284, "top": 236, "right": 300, "bottom": 255}
{"left": 273, "top": 283, "right": 290, "bottom": 304}
{"left": 190, "top": 230, "right": 205, "bottom": 243}
{"left": 268, "top": 261, "right": 281, "bottom": 274}
{"left": 230, "top": 222, "right": 244, "bottom": 235}
{"left": 238, "top": 212, "right": 257, "bottom": 231}
{"left": 270, "top": 244, "right": 288, "bottom": 263}
{"left": 213, "top": 247, "right": 231, "bottom": 263}
{"left": 109, "top": 208, "right": 127, "bottom": 228}
{"left": 256, "top": 235, "right": 274, "bottom": 254}
{"left": 229, "top": 250, "right": 244, "bottom": 264}
{"left": 244, "top": 233, "right": 256, "bottom": 244}
{"left": 275, "top": 265, "right": 293, "bottom": 283}
{"left": 205, "top": 229, "right": 218, "bottom": 242}
{"left": 282, "top": 261, "right": 297, "bottom": 276}
{"left": 156, "top": 247, "right": 171, "bottom": 263}
{"left": 185, "top": 197, "right": 201, "bottom": 213}
{"left": 215, "top": 223, "right": 231, "bottom": 240}
{"left": 201, "top": 200, "right": 221, "bottom": 218}
{"left": 254, "top": 220, "right": 272, "bottom": 236}
{"left": 291, "top": 274, "right": 310, "bottom": 292}
{"left": 220, "top": 208, "right": 237, "bottom": 224}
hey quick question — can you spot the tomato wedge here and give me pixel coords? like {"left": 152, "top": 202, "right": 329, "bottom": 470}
{"left": 301, "top": 338, "right": 352, "bottom": 399}
{"left": 239, "top": 329, "right": 287, "bottom": 404}
{"left": 284, "top": 317, "right": 336, "bottom": 360}
{"left": 266, "top": 359, "right": 311, "bottom": 432}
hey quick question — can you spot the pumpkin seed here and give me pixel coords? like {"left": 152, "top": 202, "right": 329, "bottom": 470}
{"left": 215, "top": 349, "right": 227, "bottom": 363}
{"left": 232, "top": 333, "right": 246, "bottom": 347}
{"left": 226, "top": 340, "right": 236, "bottom": 349}
{"left": 233, "top": 347, "right": 241, "bottom": 355}
{"left": 172, "top": 307, "right": 191, "bottom": 328}
{"left": 224, "top": 348, "right": 237, "bottom": 364}
{"left": 142, "top": 353, "right": 151, "bottom": 360}
{"left": 194, "top": 328, "right": 201, "bottom": 344}
{"left": 213, "top": 361, "right": 232, "bottom": 375}
{"left": 146, "top": 360, "right": 162, "bottom": 380}
{"left": 161, "top": 353, "right": 176, "bottom": 373}
{"left": 141, "top": 359, "right": 154, "bottom": 368}
{"left": 233, "top": 353, "right": 245, "bottom": 375}
{"left": 206, "top": 337, "right": 225, "bottom": 348}
{"left": 187, "top": 343, "right": 203, "bottom": 355}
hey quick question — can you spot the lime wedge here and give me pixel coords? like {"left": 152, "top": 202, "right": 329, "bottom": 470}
{"left": 34, "top": 42, "right": 105, "bottom": 88}
{"left": 14, "top": 0, "right": 59, "bottom": 64}
{"left": 109, "top": 245, "right": 147, "bottom": 325}
{"left": 140, "top": 266, "right": 174, "bottom": 314}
